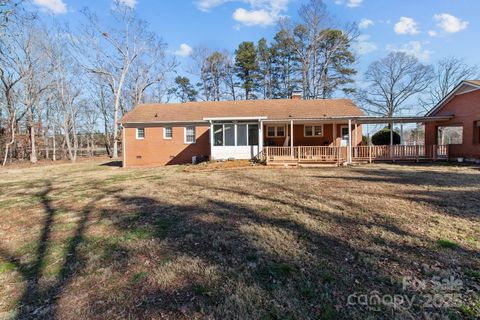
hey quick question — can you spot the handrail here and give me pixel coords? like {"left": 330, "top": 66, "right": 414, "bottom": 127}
{"left": 263, "top": 145, "right": 450, "bottom": 164}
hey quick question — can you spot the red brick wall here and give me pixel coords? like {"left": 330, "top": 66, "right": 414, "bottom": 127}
{"left": 123, "top": 122, "right": 364, "bottom": 167}
{"left": 123, "top": 124, "right": 210, "bottom": 167}
{"left": 263, "top": 123, "right": 363, "bottom": 147}
{"left": 425, "top": 89, "right": 480, "bottom": 158}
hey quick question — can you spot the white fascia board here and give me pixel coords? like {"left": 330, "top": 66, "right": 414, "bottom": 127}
{"left": 203, "top": 116, "right": 268, "bottom": 121}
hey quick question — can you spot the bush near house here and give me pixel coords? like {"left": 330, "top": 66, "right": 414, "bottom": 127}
{"left": 372, "top": 128, "right": 401, "bottom": 145}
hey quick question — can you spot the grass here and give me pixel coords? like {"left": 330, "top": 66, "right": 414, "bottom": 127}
{"left": 437, "top": 238, "right": 459, "bottom": 249}
{"left": 0, "top": 160, "right": 479, "bottom": 319}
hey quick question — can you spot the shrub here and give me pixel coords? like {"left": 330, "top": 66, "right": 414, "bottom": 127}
{"left": 371, "top": 128, "right": 401, "bottom": 145}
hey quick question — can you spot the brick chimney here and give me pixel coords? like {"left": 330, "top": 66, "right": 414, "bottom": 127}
{"left": 291, "top": 90, "right": 302, "bottom": 100}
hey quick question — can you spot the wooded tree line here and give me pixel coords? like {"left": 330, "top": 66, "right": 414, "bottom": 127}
{"left": 171, "top": 1, "right": 358, "bottom": 102}
{"left": 0, "top": 0, "right": 478, "bottom": 165}
{"left": 0, "top": 0, "right": 175, "bottom": 165}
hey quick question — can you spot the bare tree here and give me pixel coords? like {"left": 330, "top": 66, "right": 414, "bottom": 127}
{"left": 189, "top": 45, "right": 213, "bottom": 101}
{"left": 123, "top": 39, "right": 176, "bottom": 111}
{"left": 17, "top": 18, "right": 51, "bottom": 163}
{"left": 419, "top": 57, "right": 479, "bottom": 112}
{"left": 46, "top": 28, "right": 82, "bottom": 162}
{"left": 0, "top": 12, "right": 27, "bottom": 166}
{"left": 223, "top": 54, "right": 237, "bottom": 100}
{"left": 74, "top": 1, "right": 154, "bottom": 159}
{"left": 90, "top": 78, "right": 113, "bottom": 156}
{"left": 280, "top": 0, "right": 358, "bottom": 99}
{"left": 356, "top": 52, "right": 434, "bottom": 118}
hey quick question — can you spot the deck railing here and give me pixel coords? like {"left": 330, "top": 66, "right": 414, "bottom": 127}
{"left": 263, "top": 145, "right": 449, "bottom": 164}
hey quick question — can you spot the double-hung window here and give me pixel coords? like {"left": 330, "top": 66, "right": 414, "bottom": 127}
{"left": 184, "top": 126, "right": 196, "bottom": 144}
{"left": 164, "top": 127, "right": 172, "bottom": 139}
{"left": 266, "top": 126, "right": 285, "bottom": 137}
{"left": 304, "top": 125, "right": 324, "bottom": 137}
{"left": 136, "top": 128, "right": 145, "bottom": 140}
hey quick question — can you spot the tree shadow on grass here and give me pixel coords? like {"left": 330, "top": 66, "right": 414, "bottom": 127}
{"left": 314, "top": 167, "right": 480, "bottom": 219}
{"left": 1, "top": 170, "right": 478, "bottom": 319}
{"left": 89, "top": 178, "right": 479, "bottom": 319}
{"left": 0, "top": 181, "right": 112, "bottom": 319}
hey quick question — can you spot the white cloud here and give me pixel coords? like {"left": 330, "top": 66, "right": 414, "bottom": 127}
{"left": 387, "top": 41, "right": 432, "bottom": 62}
{"left": 359, "top": 18, "right": 374, "bottom": 29}
{"left": 197, "top": 0, "right": 228, "bottom": 12}
{"left": 118, "top": 0, "right": 138, "bottom": 8}
{"left": 428, "top": 30, "right": 437, "bottom": 37}
{"left": 196, "top": 0, "right": 289, "bottom": 26}
{"left": 233, "top": 8, "right": 273, "bottom": 26}
{"left": 353, "top": 34, "right": 378, "bottom": 55}
{"left": 335, "top": 0, "right": 363, "bottom": 8}
{"left": 32, "top": 0, "right": 67, "bottom": 14}
{"left": 175, "top": 43, "right": 193, "bottom": 57}
{"left": 347, "top": 0, "right": 362, "bottom": 7}
{"left": 434, "top": 13, "right": 468, "bottom": 33}
{"left": 394, "top": 17, "right": 419, "bottom": 35}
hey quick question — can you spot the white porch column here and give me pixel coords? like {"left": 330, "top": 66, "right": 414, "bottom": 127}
{"left": 400, "top": 124, "right": 404, "bottom": 145}
{"left": 390, "top": 122, "right": 394, "bottom": 145}
{"left": 333, "top": 122, "right": 337, "bottom": 146}
{"left": 259, "top": 120, "right": 264, "bottom": 156}
{"left": 290, "top": 120, "right": 294, "bottom": 159}
{"left": 390, "top": 122, "right": 394, "bottom": 160}
{"left": 348, "top": 119, "right": 352, "bottom": 163}
{"left": 209, "top": 121, "right": 214, "bottom": 160}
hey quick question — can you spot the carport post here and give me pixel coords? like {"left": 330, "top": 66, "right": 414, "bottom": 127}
{"left": 390, "top": 122, "right": 394, "bottom": 161}
{"left": 290, "top": 120, "right": 294, "bottom": 159}
{"left": 348, "top": 119, "right": 352, "bottom": 163}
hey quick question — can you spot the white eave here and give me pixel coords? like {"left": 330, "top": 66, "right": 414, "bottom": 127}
{"left": 203, "top": 116, "right": 268, "bottom": 121}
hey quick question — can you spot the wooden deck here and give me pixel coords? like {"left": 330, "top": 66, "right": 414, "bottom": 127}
{"left": 263, "top": 145, "right": 449, "bottom": 167}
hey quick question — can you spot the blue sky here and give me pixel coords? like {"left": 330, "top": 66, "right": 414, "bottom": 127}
{"left": 29, "top": 0, "right": 479, "bottom": 76}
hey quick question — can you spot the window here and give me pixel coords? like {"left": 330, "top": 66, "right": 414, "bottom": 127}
{"left": 136, "top": 128, "right": 145, "bottom": 139}
{"left": 224, "top": 124, "right": 235, "bottom": 146}
{"left": 248, "top": 124, "right": 259, "bottom": 145}
{"left": 212, "top": 123, "right": 259, "bottom": 146}
{"left": 185, "top": 126, "right": 196, "bottom": 144}
{"left": 276, "top": 126, "right": 285, "bottom": 137}
{"left": 164, "top": 127, "right": 172, "bottom": 139}
{"left": 437, "top": 126, "right": 463, "bottom": 145}
{"left": 214, "top": 124, "right": 223, "bottom": 146}
{"left": 237, "top": 124, "right": 248, "bottom": 146}
{"left": 267, "top": 126, "right": 285, "bottom": 137}
{"left": 304, "top": 125, "right": 323, "bottom": 137}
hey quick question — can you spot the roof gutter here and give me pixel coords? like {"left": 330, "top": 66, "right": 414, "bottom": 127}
{"left": 203, "top": 116, "right": 268, "bottom": 121}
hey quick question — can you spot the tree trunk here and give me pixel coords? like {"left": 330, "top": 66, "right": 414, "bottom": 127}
{"left": 2, "top": 112, "right": 15, "bottom": 166}
{"left": 52, "top": 122, "right": 56, "bottom": 162}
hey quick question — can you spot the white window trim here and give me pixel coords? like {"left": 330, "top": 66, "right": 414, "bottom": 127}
{"left": 266, "top": 125, "right": 286, "bottom": 138}
{"left": 184, "top": 126, "right": 196, "bottom": 144}
{"left": 163, "top": 127, "right": 172, "bottom": 140}
{"left": 304, "top": 124, "right": 324, "bottom": 137}
{"left": 136, "top": 128, "right": 145, "bottom": 140}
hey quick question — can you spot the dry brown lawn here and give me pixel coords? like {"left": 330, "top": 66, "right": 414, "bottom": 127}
{"left": 0, "top": 160, "right": 479, "bottom": 319}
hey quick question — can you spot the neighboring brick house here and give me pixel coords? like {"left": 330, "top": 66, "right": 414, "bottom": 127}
{"left": 119, "top": 97, "right": 364, "bottom": 167}
{"left": 425, "top": 80, "right": 480, "bottom": 160}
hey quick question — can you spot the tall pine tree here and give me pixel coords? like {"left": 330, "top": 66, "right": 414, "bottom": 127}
{"left": 234, "top": 41, "right": 258, "bottom": 100}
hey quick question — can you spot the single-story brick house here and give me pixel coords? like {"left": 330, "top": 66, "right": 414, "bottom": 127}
{"left": 424, "top": 80, "right": 480, "bottom": 161}
{"left": 120, "top": 86, "right": 475, "bottom": 168}
{"left": 120, "top": 95, "right": 365, "bottom": 167}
